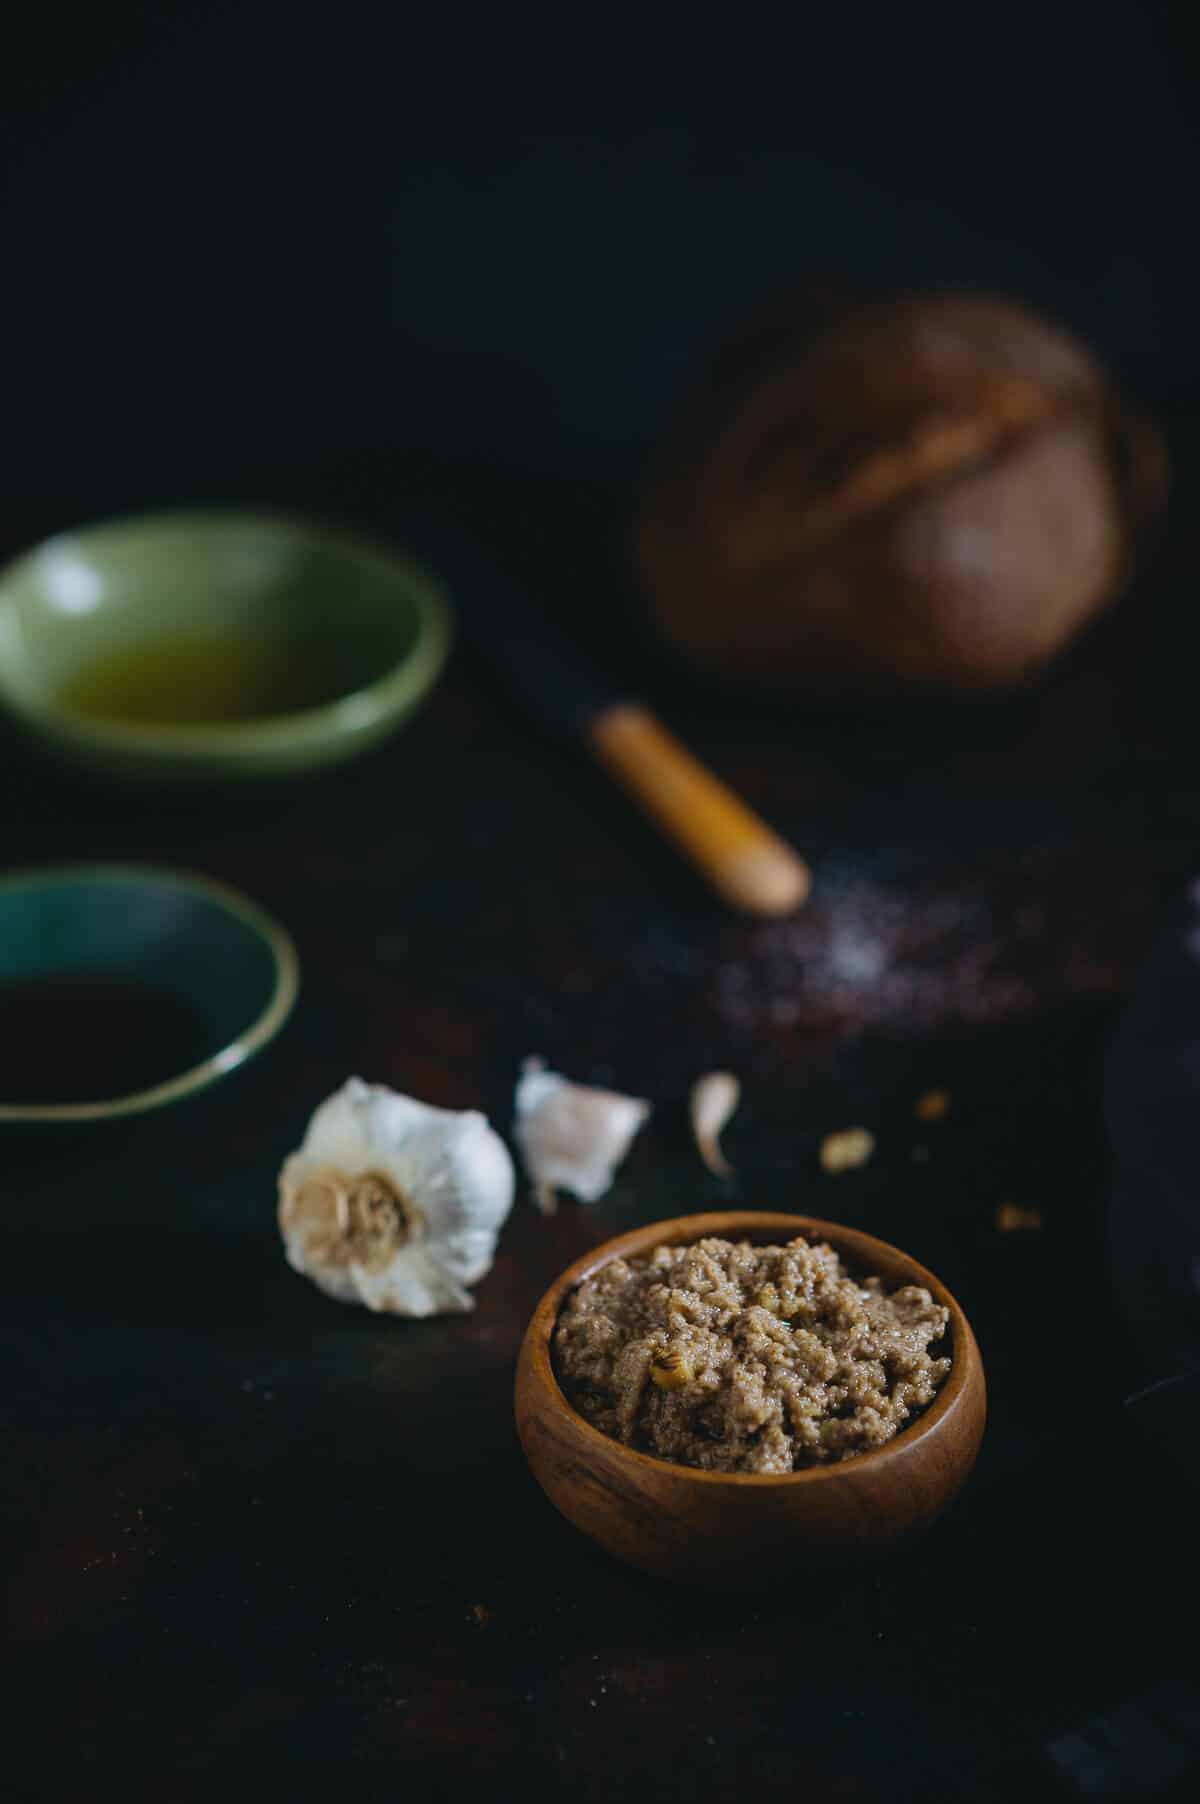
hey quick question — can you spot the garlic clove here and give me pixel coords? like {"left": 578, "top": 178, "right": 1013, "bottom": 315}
{"left": 514, "top": 1059, "right": 651, "bottom": 1214}
{"left": 277, "top": 1077, "right": 515, "bottom": 1316}
{"left": 690, "top": 1071, "right": 740, "bottom": 1175}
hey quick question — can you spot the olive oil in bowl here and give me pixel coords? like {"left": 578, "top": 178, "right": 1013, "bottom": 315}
{"left": 58, "top": 629, "right": 392, "bottom": 725}
{"left": 0, "top": 511, "right": 452, "bottom": 780}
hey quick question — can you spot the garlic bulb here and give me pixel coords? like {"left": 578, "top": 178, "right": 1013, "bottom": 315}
{"left": 514, "top": 1059, "right": 651, "bottom": 1214}
{"left": 278, "top": 1077, "right": 514, "bottom": 1315}
{"left": 690, "top": 1071, "right": 740, "bottom": 1176}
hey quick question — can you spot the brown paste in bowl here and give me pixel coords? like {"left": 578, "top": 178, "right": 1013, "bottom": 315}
{"left": 553, "top": 1235, "right": 951, "bottom": 1474}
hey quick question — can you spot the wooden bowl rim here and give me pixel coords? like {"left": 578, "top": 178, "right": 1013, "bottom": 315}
{"left": 519, "top": 1209, "right": 983, "bottom": 1489}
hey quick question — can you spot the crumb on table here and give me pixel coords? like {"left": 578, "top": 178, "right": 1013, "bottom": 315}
{"left": 820, "top": 1128, "right": 875, "bottom": 1175}
{"left": 915, "top": 1089, "right": 951, "bottom": 1122}
{"left": 995, "top": 1202, "right": 1043, "bottom": 1233}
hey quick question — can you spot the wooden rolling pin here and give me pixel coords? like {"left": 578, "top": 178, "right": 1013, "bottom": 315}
{"left": 589, "top": 702, "right": 809, "bottom": 915}
{"left": 436, "top": 528, "right": 810, "bottom": 916}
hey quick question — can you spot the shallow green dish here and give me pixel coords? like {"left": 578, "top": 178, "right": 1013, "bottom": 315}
{"left": 0, "top": 511, "right": 452, "bottom": 780}
{"left": 0, "top": 865, "right": 299, "bottom": 1123}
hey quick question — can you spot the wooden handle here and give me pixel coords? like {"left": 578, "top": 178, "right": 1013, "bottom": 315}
{"left": 588, "top": 702, "right": 810, "bottom": 916}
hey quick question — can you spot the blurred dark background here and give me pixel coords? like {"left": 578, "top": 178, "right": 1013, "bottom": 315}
{"left": 2, "top": 3, "right": 1196, "bottom": 512}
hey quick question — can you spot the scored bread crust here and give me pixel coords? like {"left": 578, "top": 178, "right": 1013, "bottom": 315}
{"left": 636, "top": 291, "right": 1165, "bottom": 692}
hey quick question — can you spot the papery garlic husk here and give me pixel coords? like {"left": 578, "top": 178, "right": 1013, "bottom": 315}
{"left": 514, "top": 1058, "right": 651, "bottom": 1214}
{"left": 690, "top": 1071, "right": 740, "bottom": 1176}
{"left": 278, "top": 1077, "right": 514, "bottom": 1315}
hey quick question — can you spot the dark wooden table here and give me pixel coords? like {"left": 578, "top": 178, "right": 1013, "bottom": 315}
{"left": 4, "top": 455, "right": 1200, "bottom": 1801}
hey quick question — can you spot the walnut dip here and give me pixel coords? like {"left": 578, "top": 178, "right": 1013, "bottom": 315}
{"left": 554, "top": 1234, "right": 951, "bottom": 1474}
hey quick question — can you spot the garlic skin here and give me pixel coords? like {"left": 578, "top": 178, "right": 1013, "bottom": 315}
{"left": 278, "top": 1078, "right": 514, "bottom": 1316}
{"left": 690, "top": 1071, "right": 740, "bottom": 1176}
{"left": 514, "top": 1059, "right": 651, "bottom": 1213}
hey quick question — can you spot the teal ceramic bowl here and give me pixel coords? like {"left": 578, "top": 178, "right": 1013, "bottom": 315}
{"left": 0, "top": 866, "right": 299, "bottom": 1124}
{"left": 0, "top": 511, "right": 452, "bottom": 780}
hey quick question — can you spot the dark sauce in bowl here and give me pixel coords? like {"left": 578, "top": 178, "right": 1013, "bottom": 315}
{"left": 0, "top": 971, "right": 215, "bottom": 1104}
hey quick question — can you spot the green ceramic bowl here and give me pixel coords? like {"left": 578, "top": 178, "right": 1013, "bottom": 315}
{"left": 0, "top": 865, "right": 299, "bottom": 1123}
{"left": 0, "top": 511, "right": 452, "bottom": 780}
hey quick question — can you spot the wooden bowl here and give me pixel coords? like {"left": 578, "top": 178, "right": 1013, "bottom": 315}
{"left": 514, "top": 1211, "right": 986, "bottom": 1584}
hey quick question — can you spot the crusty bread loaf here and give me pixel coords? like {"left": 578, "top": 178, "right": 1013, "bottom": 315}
{"left": 636, "top": 291, "right": 1166, "bottom": 693}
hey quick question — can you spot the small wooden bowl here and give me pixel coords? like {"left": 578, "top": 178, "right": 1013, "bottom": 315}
{"left": 515, "top": 1211, "right": 986, "bottom": 1584}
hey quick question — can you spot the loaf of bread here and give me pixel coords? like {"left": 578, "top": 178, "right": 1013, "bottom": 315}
{"left": 635, "top": 290, "right": 1166, "bottom": 693}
